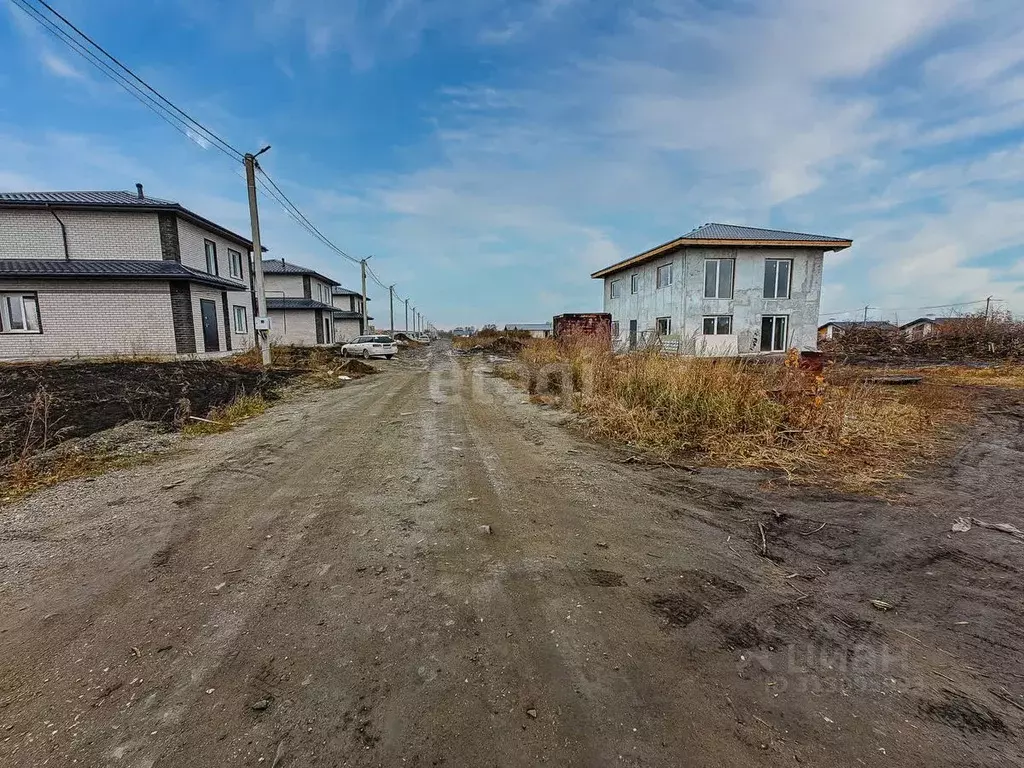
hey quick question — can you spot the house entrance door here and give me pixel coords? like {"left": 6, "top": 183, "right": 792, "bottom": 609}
{"left": 200, "top": 299, "right": 220, "bottom": 352}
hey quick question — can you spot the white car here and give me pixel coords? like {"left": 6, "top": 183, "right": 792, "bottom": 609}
{"left": 342, "top": 335, "right": 398, "bottom": 359}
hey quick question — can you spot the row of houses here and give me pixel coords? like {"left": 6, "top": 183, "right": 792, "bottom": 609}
{"left": 818, "top": 318, "right": 965, "bottom": 341}
{"left": 0, "top": 188, "right": 371, "bottom": 361}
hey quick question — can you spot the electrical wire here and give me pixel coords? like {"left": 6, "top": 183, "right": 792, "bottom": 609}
{"left": 819, "top": 297, "right": 998, "bottom": 317}
{"left": 11, "top": 0, "right": 427, "bottom": 320}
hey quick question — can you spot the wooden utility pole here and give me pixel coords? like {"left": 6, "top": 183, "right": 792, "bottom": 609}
{"left": 985, "top": 296, "right": 992, "bottom": 323}
{"left": 389, "top": 285, "right": 395, "bottom": 336}
{"left": 405, "top": 298, "right": 409, "bottom": 332}
{"left": 360, "top": 258, "right": 369, "bottom": 334}
{"left": 244, "top": 147, "right": 272, "bottom": 366}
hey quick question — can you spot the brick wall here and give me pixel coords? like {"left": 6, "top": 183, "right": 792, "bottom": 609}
{"left": 333, "top": 317, "right": 362, "bottom": 342}
{"left": 268, "top": 308, "right": 325, "bottom": 346}
{"left": 264, "top": 273, "right": 304, "bottom": 300}
{"left": 189, "top": 285, "right": 253, "bottom": 353}
{"left": 176, "top": 217, "right": 251, "bottom": 285}
{"left": 0, "top": 280, "right": 177, "bottom": 360}
{"left": 0, "top": 209, "right": 163, "bottom": 260}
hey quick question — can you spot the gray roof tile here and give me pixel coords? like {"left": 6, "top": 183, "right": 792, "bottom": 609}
{"left": 0, "top": 259, "right": 248, "bottom": 290}
{"left": 262, "top": 259, "right": 340, "bottom": 286}
{"left": 266, "top": 297, "right": 337, "bottom": 311}
{"left": 0, "top": 191, "right": 175, "bottom": 206}
{"left": 682, "top": 223, "right": 851, "bottom": 242}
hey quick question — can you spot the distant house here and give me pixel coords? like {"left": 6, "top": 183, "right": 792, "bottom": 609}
{"left": 331, "top": 286, "right": 371, "bottom": 341}
{"left": 504, "top": 322, "right": 552, "bottom": 339}
{"left": 818, "top": 320, "right": 896, "bottom": 340}
{"left": 0, "top": 187, "right": 256, "bottom": 361}
{"left": 593, "top": 223, "right": 852, "bottom": 354}
{"left": 900, "top": 317, "right": 963, "bottom": 340}
{"left": 262, "top": 259, "right": 339, "bottom": 346}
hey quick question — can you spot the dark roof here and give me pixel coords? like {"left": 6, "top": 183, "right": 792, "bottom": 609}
{"left": 819, "top": 321, "right": 896, "bottom": 331}
{"left": 331, "top": 285, "right": 364, "bottom": 297}
{"left": 900, "top": 317, "right": 959, "bottom": 328}
{"left": 592, "top": 222, "right": 853, "bottom": 278}
{"left": 0, "top": 259, "right": 247, "bottom": 290}
{"left": 266, "top": 297, "right": 337, "bottom": 311}
{"left": 0, "top": 190, "right": 256, "bottom": 249}
{"left": 332, "top": 309, "right": 370, "bottom": 320}
{"left": 262, "top": 259, "right": 340, "bottom": 286}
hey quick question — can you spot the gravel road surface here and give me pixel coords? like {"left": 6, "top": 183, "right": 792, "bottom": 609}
{"left": 2, "top": 343, "right": 1022, "bottom": 767}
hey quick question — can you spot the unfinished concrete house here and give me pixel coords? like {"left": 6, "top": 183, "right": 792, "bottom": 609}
{"left": 0, "top": 188, "right": 256, "bottom": 361}
{"left": 592, "top": 223, "right": 852, "bottom": 355}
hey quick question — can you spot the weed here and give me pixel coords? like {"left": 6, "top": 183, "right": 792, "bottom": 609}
{"left": 182, "top": 394, "right": 269, "bottom": 436}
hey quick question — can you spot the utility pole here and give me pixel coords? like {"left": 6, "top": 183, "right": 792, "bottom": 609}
{"left": 985, "top": 295, "right": 992, "bottom": 324}
{"left": 412, "top": 306, "right": 416, "bottom": 334}
{"left": 863, "top": 305, "right": 869, "bottom": 324}
{"left": 405, "top": 298, "right": 409, "bottom": 332}
{"left": 360, "top": 258, "right": 369, "bottom": 335}
{"left": 389, "top": 285, "right": 395, "bottom": 336}
{"left": 244, "top": 146, "right": 272, "bottom": 366}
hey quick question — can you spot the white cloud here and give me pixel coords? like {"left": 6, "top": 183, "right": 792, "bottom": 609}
{"left": 38, "top": 51, "right": 83, "bottom": 80}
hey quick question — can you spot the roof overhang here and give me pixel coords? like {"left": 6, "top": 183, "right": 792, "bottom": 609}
{"left": 590, "top": 236, "right": 853, "bottom": 279}
{"left": 0, "top": 200, "right": 260, "bottom": 251}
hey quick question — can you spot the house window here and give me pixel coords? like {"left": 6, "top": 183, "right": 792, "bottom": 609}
{"left": 630, "top": 273, "right": 639, "bottom": 294}
{"left": 761, "top": 315, "right": 788, "bottom": 352}
{"left": 656, "top": 263, "right": 673, "bottom": 289}
{"left": 656, "top": 316, "right": 672, "bottom": 336}
{"left": 611, "top": 320, "right": 620, "bottom": 338}
{"left": 204, "top": 240, "right": 218, "bottom": 275}
{"left": 704, "top": 258, "right": 734, "bottom": 299}
{"left": 610, "top": 279, "right": 622, "bottom": 299}
{"left": 232, "top": 305, "right": 248, "bottom": 334}
{"left": 702, "top": 315, "right": 733, "bottom": 335}
{"left": 0, "top": 292, "right": 41, "bottom": 333}
{"left": 764, "top": 259, "right": 791, "bottom": 299}
{"left": 228, "top": 249, "right": 243, "bottom": 280}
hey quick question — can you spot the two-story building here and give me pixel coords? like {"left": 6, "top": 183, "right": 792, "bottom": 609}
{"left": 592, "top": 223, "right": 852, "bottom": 355}
{"left": 331, "top": 286, "right": 371, "bottom": 342}
{"left": 262, "top": 258, "right": 340, "bottom": 346}
{"left": 0, "top": 187, "right": 256, "bottom": 361}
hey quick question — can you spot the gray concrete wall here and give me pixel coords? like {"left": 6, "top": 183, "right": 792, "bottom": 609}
{"left": 268, "top": 309, "right": 328, "bottom": 346}
{"left": 333, "top": 317, "right": 362, "bottom": 342}
{"left": 602, "top": 246, "right": 824, "bottom": 353}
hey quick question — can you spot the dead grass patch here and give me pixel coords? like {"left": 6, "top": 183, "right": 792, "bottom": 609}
{"left": 1, "top": 451, "right": 158, "bottom": 502}
{"left": 891, "top": 364, "right": 1024, "bottom": 389}
{"left": 181, "top": 394, "right": 269, "bottom": 436}
{"left": 503, "top": 338, "right": 972, "bottom": 492}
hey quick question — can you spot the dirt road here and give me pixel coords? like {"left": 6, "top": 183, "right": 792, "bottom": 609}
{"left": 2, "top": 343, "right": 1022, "bottom": 766}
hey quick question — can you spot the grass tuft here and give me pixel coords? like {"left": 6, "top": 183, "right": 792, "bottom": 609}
{"left": 181, "top": 394, "right": 269, "bottom": 436}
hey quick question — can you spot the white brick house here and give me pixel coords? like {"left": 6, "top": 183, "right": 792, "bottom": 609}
{"left": 263, "top": 259, "right": 342, "bottom": 346}
{"left": 592, "top": 223, "right": 852, "bottom": 355}
{"left": 331, "top": 286, "right": 371, "bottom": 342}
{"left": 0, "top": 188, "right": 257, "bottom": 360}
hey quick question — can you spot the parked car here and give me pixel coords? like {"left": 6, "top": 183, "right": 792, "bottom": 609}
{"left": 341, "top": 335, "right": 398, "bottom": 359}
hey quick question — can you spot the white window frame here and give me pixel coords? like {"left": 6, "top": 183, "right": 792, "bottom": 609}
{"left": 630, "top": 273, "right": 640, "bottom": 294}
{"left": 704, "top": 258, "right": 734, "bottom": 299}
{"left": 656, "top": 262, "right": 673, "bottom": 289}
{"left": 610, "top": 279, "right": 622, "bottom": 299}
{"left": 761, "top": 315, "right": 789, "bottom": 352}
{"left": 764, "top": 259, "right": 792, "bottom": 299}
{"left": 656, "top": 316, "right": 672, "bottom": 336}
{"left": 232, "top": 305, "right": 248, "bottom": 334}
{"left": 702, "top": 315, "right": 733, "bottom": 335}
{"left": 204, "top": 239, "right": 218, "bottom": 275}
{"left": 228, "top": 249, "right": 243, "bottom": 280}
{"left": 0, "top": 292, "right": 41, "bottom": 334}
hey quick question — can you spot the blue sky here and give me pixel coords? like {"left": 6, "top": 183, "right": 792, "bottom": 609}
{"left": 2, "top": 0, "right": 1024, "bottom": 328}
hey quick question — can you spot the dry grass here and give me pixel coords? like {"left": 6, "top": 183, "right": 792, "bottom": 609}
{"left": 181, "top": 393, "right": 269, "bottom": 436}
{"left": 502, "top": 338, "right": 971, "bottom": 491}
{"left": 890, "top": 364, "right": 1024, "bottom": 389}
{"left": 1, "top": 452, "right": 158, "bottom": 502}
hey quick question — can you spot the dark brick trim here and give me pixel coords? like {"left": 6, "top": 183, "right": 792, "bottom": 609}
{"left": 169, "top": 283, "right": 196, "bottom": 354}
{"left": 303, "top": 275, "right": 312, "bottom": 299}
{"left": 158, "top": 213, "right": 181, "bottom": 261}
{"left": 315, "top": 309, "right": 324, "bottom": 344}
{"left": 221, "top": 291, "right": 232, "bottom": 351}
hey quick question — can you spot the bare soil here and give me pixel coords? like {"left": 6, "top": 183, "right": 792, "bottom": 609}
{"left": 1, "top": 342, "right": 1022, "bottom": 766}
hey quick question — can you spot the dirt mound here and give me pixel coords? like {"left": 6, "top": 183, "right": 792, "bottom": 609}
{"left": 339, "top": 359, "right": 379, "bottom": 375}
{"left": 0, "top": 360, "right": 295, "bottom": 463}
{"left": 393, "top": 333, "right": 424, "bottom": 346}
{"left": 463, "top": 335, "right": 525, "bottom": 354}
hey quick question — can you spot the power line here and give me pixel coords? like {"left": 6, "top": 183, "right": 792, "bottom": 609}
{"left": 24, "top": 0, "right": 243, "bottom": 160}
{"left": 819, "top": 297, "right": 998, "bottom": 317}
{"left": 10, "top": 0, "right": 427, "bottom": 324}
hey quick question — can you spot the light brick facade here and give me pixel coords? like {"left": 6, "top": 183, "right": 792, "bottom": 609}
{"left": 0, "top": 203, "right": 256, "bottom": 361}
